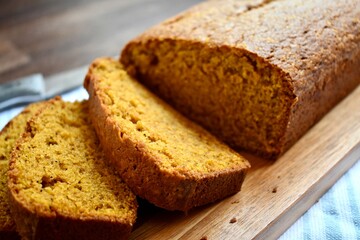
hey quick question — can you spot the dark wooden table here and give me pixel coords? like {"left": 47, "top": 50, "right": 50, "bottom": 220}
{"left": 0, "top": 0, "right": 202, "bottom": 83}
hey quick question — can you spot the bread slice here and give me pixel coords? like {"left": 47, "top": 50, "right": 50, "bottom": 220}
{"left": 8, "top": 98, "right": 137, "bottom": 240}
{"left": 120, "top": 0, "right": 360, "bottom": 159}
{"left": 1, "top": 103, "right": 43, "bottom": 240}
{"left": 84, "top": 58, "right": 250, "bottom": 211}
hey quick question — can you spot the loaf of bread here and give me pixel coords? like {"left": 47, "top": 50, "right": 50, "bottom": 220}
{"left": 84, "top": 58, "right": 250, "bottom": 211}
{"left": 0, "top": 103, "right": 43, "bottom": 240}
{"left": 121, "top": 0, "right": 360, "bottom": 158}
{"left": 8, "top": 98, "right": 137, "bottom": 240}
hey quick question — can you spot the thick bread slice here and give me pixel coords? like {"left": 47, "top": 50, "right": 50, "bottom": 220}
{"left": 1, "top": 103, "right": 43, "bottom": 240}
{"left": 84, "top": 58, "right": 250, "bottom": 211}
{"left": 121, "top": 0, "right": 360, "bottom": 159}
{"left": 8, "top": 98, "right": 137, "bottom": 240}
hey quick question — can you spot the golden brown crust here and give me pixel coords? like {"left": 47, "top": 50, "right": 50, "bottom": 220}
{"left": 84, "top": 58, "right": 249, "bottom": 211}
{"left": 121, "top": 0, "right": 360, "bottom": 159}
{"left": 282, "top": 54, "right": 360, "bottom": 153}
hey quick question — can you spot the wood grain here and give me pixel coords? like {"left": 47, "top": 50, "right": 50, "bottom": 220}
{"left": 129, "top": 85, "right": 360, "bottom": 239}
{"left": 0, "top": 39, "right": 30, "bottom": 74}
{"left": 0, "top": 0, "right": 201, "bottom": 83}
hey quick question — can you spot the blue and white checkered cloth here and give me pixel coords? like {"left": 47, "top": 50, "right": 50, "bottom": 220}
{"left": 1, "top": 87, "right": 359, "bottom": 239}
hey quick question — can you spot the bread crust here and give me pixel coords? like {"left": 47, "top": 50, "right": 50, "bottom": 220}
{"left": 121, "top": 0, "right": 360, "bottom": 158}
{"left": 8, "top": 189, "right": 133, "bottom": 240}
{"left": 84, "top": 58, "right": 249, "bottom": 211}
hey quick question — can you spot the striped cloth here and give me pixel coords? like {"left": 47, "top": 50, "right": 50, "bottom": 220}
{"left": 1, "top": 87, "right": 359, "bottom": 239}
{"left": 280, "top": 159, "right": 360, "bottom": 240}
{"left": 0, "top": 87, "right": 88, "bottom": 130}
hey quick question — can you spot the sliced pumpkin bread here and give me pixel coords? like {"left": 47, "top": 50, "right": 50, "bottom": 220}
{"left": 84, "top": 58, "right": 250, "bottom": 211}
{"left": 8, "top": 98, "right": 137, "bottom": 240}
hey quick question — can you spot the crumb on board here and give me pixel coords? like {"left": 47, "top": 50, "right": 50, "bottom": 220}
{"left": 231, "top": 200, "right": 240, "bottom": 204}
{"left": 230, "top": 217, "right": 237, "bottom": 223}
{"left": 200, "top": 236, "right": 208, "bottom": 240}
{"left": 272, "top": 187, "right": 278, "bottom": 193}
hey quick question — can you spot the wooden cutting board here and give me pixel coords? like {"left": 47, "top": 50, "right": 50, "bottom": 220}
{"left": 127, "top": 85, "right": 360, "bottom": 240}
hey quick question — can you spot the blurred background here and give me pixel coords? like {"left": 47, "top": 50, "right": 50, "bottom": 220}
{"left": 0, "top": 0, "right": 202, "bottom": 83}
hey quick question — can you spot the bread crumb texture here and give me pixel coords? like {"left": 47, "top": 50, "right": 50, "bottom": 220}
{"left": 9, "top": 100, "right": 137, "bottom": 223}
{"left": 121, "top": 0, "right": 360, "bottom": 158}
{"left": 123, "top": 39, "right": 292, "bottom": 157}
{"left": 89, "top": 58, "right": 249, "bottom": 176}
